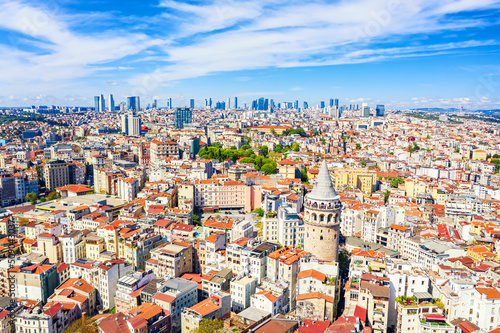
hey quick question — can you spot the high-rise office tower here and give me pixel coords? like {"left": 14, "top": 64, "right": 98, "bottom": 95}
{"left": 226, "top": 98, "right": 230, "bottom": 110}
{"left": 361, "top": 103, "right": 370, "bottom": 117}
{"left": 329, "top": 99, "right": 334, "bottom": 107}
{"left": 209, "top": 98, "right": 212, "bottom": 108}
{"left": 376, "top": 105, "right": 385, "bottom": 117}
{"left": 234, "top": 97, "right": 238, "bottom": 109}
{"left": 320, "top": 101, "right": 325, "bottom": 109}
{"left": 167, "top": 98, "right": 173, "bottom": 109}
{"left": 109, "top": 94, "right": 115, "bottom": 112}
{"left": 152, "top": 99, "right": 158, "bottom": 108}
{"left": 190, "top": 99, "right": 195, "bottom": 109}
{"left": 174, "top": 108, "right": 192, "bottom": 129}
{"left": 127, "top": 96, "right": 140, "bottom": 111}
{"left": 257, "top": 97, "right": 265, "bottom": 111}
{"left": 303, "top": 101, "right": 309, "bottom": 109}
{"left": 335, "top": 99, "right": 339, "bottom": 109}
{"left": 294, "top": 100, "right": 299, "bottom": 109}
{"left": 205, "top": 99, "right": 208, "bottom": 107}
{"left": 94, "top": 95, "right": 105, "bottom": 112}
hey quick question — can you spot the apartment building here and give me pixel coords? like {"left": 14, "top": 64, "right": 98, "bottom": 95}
{"left": 44, "top": 160, "right": 70, "bottom": 192}
{"left": 70, "top": 258, "right": 132, "bottom": 310}
{"left": 153, "top": 278, "right": 198, "bottom": 333}
{"left": 146, "top": 243, "right": 193, "bottom": 278}
{"left": 230, "top": 276, "right": 257, "bottom": 313}
{"left": 9, "top": 263, "right": 58, "bottom": 303}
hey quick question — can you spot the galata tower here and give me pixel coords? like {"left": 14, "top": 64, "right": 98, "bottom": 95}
{"left": 303, "top": 160, "right": 342, "bottom": 262}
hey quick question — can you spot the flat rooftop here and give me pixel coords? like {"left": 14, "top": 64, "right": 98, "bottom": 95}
{"left": 35, "top": 194, "right": 127, "bottom": 212}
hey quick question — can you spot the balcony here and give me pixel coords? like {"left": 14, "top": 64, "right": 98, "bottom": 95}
{"left": 419, "top": 315, "right": 452, "bottom": 331}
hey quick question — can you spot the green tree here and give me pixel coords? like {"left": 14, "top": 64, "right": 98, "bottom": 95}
{"left": 25, "top": 192, "right": 37, "bottom": 205}
{"left": 390, "top": 177, "right": 405, "bottom": 188}
{"left": 356, "top": 143, "right": 361, "bottom": 150}
{"left": 40, "top": 197, "right": 47, "bottom": 203}
{"left": 291, "top": 143, "right": 300, "bottom": 152}
{"left": 212, "top": 142, "right": 222, "bottom": 149}
{"left": 63, "top": 316, "right": 98, "bottom": 333}
{"left": 300, "top": 168, "right": 308, "bottom": 183}
{"left": 258, "top": 145, "right": 269, "bottom": 157}
{"left": 239, "top": 157, "right": 255, "bottom": 164}
{"left": 47, "top": 191, "right": 61, "bottom": 201}
{"left": 192, "top": 214, "right": 201, "bottom": 226}
{"left": 240, "top": 144, "right": 251, "bottom": 150}
{"left": 360, "top": 161, "right": 366, "bottom": 166}
{"left": 338, "top": 248, "right": 350, "bottom": 278}
{"left": 261, "top": 162, "right": 277, "bottom": 175}
{"left": 270, "top": 128, "right": 277, "bottom": 136}
{"left": 383, "top": 190, "right": 390, "bottom": 203}
{"left": 253, "top": 208, "right": 265, "bottom": 217}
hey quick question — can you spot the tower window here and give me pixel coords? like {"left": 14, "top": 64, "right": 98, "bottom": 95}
{"left": 320, "top": 236, "right": 323, "bottom": 240}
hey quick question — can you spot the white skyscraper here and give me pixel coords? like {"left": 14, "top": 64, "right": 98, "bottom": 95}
{"left": 361, "top": 103, "right": 370, "bottom": 117}
{"left": 226, "top": 98, "right": 230, "bottom": 110}
{"left": 121, "top": 111, "right": 141, "bottom": 136}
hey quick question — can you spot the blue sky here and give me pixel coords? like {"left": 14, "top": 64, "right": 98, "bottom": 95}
{"left": 1, "top": 0, "right": 500, "bottom": 109}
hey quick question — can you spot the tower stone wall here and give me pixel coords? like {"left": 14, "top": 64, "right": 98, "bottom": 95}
{"left": 303, "top": 160, "right": 342, "bottom": 262}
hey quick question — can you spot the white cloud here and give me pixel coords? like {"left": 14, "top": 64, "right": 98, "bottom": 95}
{"left": 130, "top": 0, "right": 500, "bottom": 94}
{"left": 0, "top": 0, "right": 159, "bottom": 98}
{"left": 1, "top": 0, "right": 500, "bottom": 107}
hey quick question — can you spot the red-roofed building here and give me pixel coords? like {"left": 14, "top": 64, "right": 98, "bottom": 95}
{"left": 298, "top": 319, "right": 331, "bottom": 333}
{"left": 56, "top": 184, "right": 93, "bottom": 198}
{"left": 9, "top": 263, "right": 58, "bottom": 303}
{"left": 49, "top": 278, "right": 97, "bottom": 315}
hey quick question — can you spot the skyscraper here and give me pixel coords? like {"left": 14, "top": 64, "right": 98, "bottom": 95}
{"left": 127, "top": 96, "right": 140, "bottom": 111}
{"left": 335, "top": 107, "right": 341, "bottom": 119}
{"left": 152, "top": 99, "right": 158, "bottom": 108}
{"left": 174, "top": 108, "right": 192, "bottom": 129}
{"left": 108, "top": 94, "right": 115, "bottom": 112}
{"left": 361, "top": 103, "right": 370, "bottom": 117}
{"left": 190, "top": 99, "right": 195, "bottom": 109}
{"left": 121, "top": 111, "right": 141, "bottom": 136}
{"left": 234, "top": 97, "right": 238, "bottom": 109}
{"left": 320, "top": 101, "right": 325, "bottom": 109}
{"left": 294, "top": 100, "right": 299, "bottom": 109}
{"left": 226, "top": 98, "right": 230, "bottom": 110}
{"left": 335, "top": 99, "right": 339, "bottom": 109}
{"left": 329, "top": 99, "right": 334, "bottom": 107}
{"left": 167, "top": 98, "right": 173, "bottom": 109}
{"left": 376, "top": 105, "right": 385, "bottom": 117}
{"left": 94, "top": 95, "right": 105, "bottom": 112}
{"left": 303, "top": 101, "right": 309, "bottom": 109}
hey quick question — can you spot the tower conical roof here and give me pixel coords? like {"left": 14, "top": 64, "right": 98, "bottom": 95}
{"left": 308, "top": 160, "right": 338, "bottom": 200}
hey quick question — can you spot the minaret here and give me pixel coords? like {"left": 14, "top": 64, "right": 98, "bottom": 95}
{"left": 303, "top": 160, "right": 342, "bottom": 261}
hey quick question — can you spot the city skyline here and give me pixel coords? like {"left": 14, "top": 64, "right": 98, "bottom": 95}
{"left": 0, "top": 0, "right": 499, "bottom": 109}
